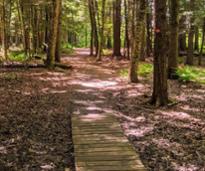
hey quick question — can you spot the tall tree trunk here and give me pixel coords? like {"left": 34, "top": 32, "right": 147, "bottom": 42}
{"left": 113, "top": 0, "right": 121, "bottom": 58}
{"left": 124, "top": 0, "right": 130, "bottom": 59}
{"left": 186, "top": 0, "right": 195, "bottom": 65}
{"left": 47, "top": 0, "right": 62, "bottom": 68}
{"left": 168, "top": 0, "right": 179, "bottom": 79}
{"left": 199, "top": 17, "right": 205, "bottom": 65}
{"left": 92, "top": 0, "right": 99, "bottom": 56}
{"left": 194, "top": 26, "right": 199, "bottom": 51}
{"left": 140, "top": 5, "right": 147, "bottom": 61}
{"left": 146, "top": 0, "right": 152, "bottom": 57}
{"left": 179, "top": 16, "right": 187, "bottom": 52}
{"left": 96, "top": 0, "right": 106, "bottom": 61}
{"left": 151, "top": 0, "right": 169, "bottom": 106}
{"left": 129, "top": 0, "right": 146, "bottom": 83}
{"left": 55, "top": 3, "right": 62, "bottom": 63}
{"left": 88, "top": 0, "right": 94, "bottom": 56}
{"left": 2, "top": 0, "right": 8, "bottom": 59}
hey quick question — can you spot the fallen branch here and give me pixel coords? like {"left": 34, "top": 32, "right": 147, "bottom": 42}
{"left": 0, "top": 63, "right": 72, "bottom": 70}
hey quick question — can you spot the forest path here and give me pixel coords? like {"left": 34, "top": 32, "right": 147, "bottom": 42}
{"left": 65, "top": 49, "right": 146, "bottom": 171}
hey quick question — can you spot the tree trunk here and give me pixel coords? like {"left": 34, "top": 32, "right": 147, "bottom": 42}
{"left": 140, "top": 9, "right": 147, "bottom": 61}
{"left": 88, "top": 0, "right": 95, "bottom": 56}
{"left": 199, "top": 17, "right": 205, "bottom": 65}
{"left": 186, "top": 0, "right": 195, "bottom": 66}
{"left": 168, "top": 0, "right": 179, "bottom": 79}
{"left": 2, "top": 0, "right": 8, "bottom": 59}
{"left": 55, "top": 3, "right": 62, "bottom": 63}
{"left": 113, "top": 0, "right": 121, "bottom": 58}
{"left": 96, "top": 0, "right": 106, "bottom": 61}
{"left": 47, "top": 0, "right": 62, "bottom": 68}
{"left": 129, "top": 0, "right": 146, "bottom": 83}
{"left": 146, "top": 0, "right": 152, "bottom": 57}
{"left": 151, "top": 0, "right": 169, "bottom": 106}
{"left": 179, "top": 16, "right": 187, "bottom": 52}
{"left": 194, "top": 26, "right": 199, "bottom": 51}
{"left": 124, "top": 0, "right": 130, "bottom": 59}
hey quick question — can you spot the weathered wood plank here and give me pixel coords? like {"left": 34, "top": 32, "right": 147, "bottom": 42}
{"left": 76, "top": 165, "right": 146, "bottom": 171}
{"left": 75, "top": 155, "right": 138, "bottom": 161}
{"left": 73, "top": 132, "right": 124, "bottom": 138}
{"left": 73, "top": 127, "right": 121, "bottom": 133}
{"left": 73, "top": 136, "right": 128, "bottom": 142}
{"left": 72, "top": 124, "right": 120, "bottom": 129}
{"left": 75, "top": 150, "right": 138, "bottom": 157}
{"left": 72, "top": 113, "right": 146, "bottom": 171}
{"left": 77, "top": 160, "right": 143, "bottom": 167}
{"left": 75, "top": 146, "right": 134, "bottom": 153}
{"left": 74, "top": 143, "right": 133, "bottom": 149}
{"left": 73, "top": 139, "right": 129, "bottom": 145}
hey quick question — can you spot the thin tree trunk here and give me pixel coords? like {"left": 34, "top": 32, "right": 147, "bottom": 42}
{"left": 124, "top": 0, "right": 130, "bottom": 59}
{"left": 186, "top": 0, "right": 195, "bottom": 65}
{"left": 199, "top": 17, "right": 205, "bottom": 65}
{"left": 168, "top": 0, "right": 179, "bottom": 79}
{"left": 113, "top": 0, "right": 121, "bottom": 58}
{"left": 194, "top": 26, "right": 199, "bottom": 51}
{"left": 96, "top": 0, "right": 106, "bottom": 61}
{"left": 2, "top": 0, "right": 8, "bottom": 59}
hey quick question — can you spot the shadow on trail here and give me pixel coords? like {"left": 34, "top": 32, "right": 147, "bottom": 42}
{"left": 62, "top": 49, "right": 205, "bottom": 170}
{"left": 0, "top": 48, "right": 204, "bottom": 170}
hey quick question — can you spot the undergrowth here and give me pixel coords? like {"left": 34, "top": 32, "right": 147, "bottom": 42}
{"left": 120, "top": 62, "right": 153, "bottom": 78}
{"left": 177, "top": 66, "right": 205, "bottom": 84}
{"left": 61, "top": 43, "right": 74, "bottom": 54}
{"left": 9, "top": 51, "right": 27, "bottom": 61}
{"left": 120, "top": 62, "right": 205, "bottom": 84}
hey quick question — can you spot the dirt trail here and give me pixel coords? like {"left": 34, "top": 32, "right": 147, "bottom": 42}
{"left": 0, "top": 49, "right": 205, "bottom": 171}
{"left": 66, "top": 49, "right": 205, "bottom": 171}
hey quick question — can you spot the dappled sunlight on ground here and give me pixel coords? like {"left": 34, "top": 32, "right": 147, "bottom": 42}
{"left": 1, "top": 48, "right": 205, "bottom": 170}
{"left": 159, "top": 111, "right": 202, "bottom": 122}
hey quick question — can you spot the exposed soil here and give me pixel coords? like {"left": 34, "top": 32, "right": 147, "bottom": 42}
{"left": 0, "top": 48, "right": 205, "bottom": 171}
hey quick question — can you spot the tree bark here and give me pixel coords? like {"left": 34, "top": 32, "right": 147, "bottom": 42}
{"left": 129, "top": 0, "right": 146, "bottom": 83}
{"left": 186, "top": 0, "right": 195, "bottom": 65}
{"left": 2, "top": 0, "right": 8, "bottom": 59}
{"left": 47, "top": 0, "right": 62, "bottom": 68}
{"left": 151, "top": 0, "right": 169, "bottom": 106}
{"left": 96, "top": 0, "right": 106, "bottom": 61}
{"left": 168, "top": 0, "right": 179, "bottom": 79}
{"left": 199, "top": 17, "right": 205, "bottom": 65}
{"left": 113, "top": 0, "right": 121, "bottom": 58}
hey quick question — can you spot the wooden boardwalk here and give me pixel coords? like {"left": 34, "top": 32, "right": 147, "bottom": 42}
{"left": 72, "top": 113, "right": 146, "bottom": 171}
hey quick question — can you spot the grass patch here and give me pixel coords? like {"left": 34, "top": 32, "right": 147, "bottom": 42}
{"left": 9, "top": 51, "right": 27, "bottom": 62}
{"left": 177, "top": 66, "right": 205, "bottom": 84}
{"left": 119, "top": 62, "right": 153, "bottom": 78}
{"left": 61, "top": 43, "right": 74, "bottom": 54}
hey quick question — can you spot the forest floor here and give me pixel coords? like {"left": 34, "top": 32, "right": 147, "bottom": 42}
{"left": 0, "top": 48, "right": 205, "bottom": 171}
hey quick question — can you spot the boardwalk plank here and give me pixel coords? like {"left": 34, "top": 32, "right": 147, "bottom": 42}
{"left": 72, "top": 114, "right": 146, "bottom": 171}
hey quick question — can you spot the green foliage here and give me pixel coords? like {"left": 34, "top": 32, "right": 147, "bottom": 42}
{"left": 119, "top": 62, "right": 153, "bottom": 78}
{"left": 9, "top": 51, "right": 27, "bottom": 62}
{"left": 139, "top": 63, "right": 153, "bottom": 77}
{"left": 61, "top": 43, "right": 74, "bottom": 54}
{"left": 120, "top": 62, "right": 205, "bottom": 85}
{"left": 177, "top": 66, "right": 205, "bottom": 84}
